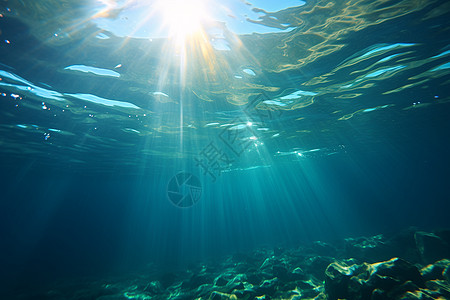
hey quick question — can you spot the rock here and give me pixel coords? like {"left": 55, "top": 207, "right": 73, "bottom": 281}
{"left": 324, "top": 260, "right": 370, "bottom": 299}
{"left": 213, "top": 274, "right": 230, "bottom": 287}
{"left": 168, "top": 291, "right": 196, "bottom": 300}
{"left": 425, "top": 280, "right": 450, "bottom": 298}
{"left": 420, "top": 259, "right": 450, "bottom": 281}
{"left": 181, "top": 273, "right": 213, "bottom": 289}
{"left": 415, "top": 231, "right": 450, "bottom": 264}
{"left": 344, "top": 234, "right": 393, "bottom": 263}
{"left": 390, "top": 280, "right": 420, "bottom": 297}
{"left": 287, "top": 281, "right": 322, "bottom": 299}
{"left": 228, "top": 281, "right": 244, "bottom": 291}
{"left": 370, "top": 288, "right": 388, "bottom": 300}
{"left": 371, "top": 257, "right": 425, "bottom": 288}
{"left": 255, "top": 277, "right": 278, "bottom": 296}
{"left": 325, "top": 257, "right": 426, "bottom": 300}
{"left": 387, "top": 228, "right": 421, "bottom": 263}
{"left": 98, "top": 284, "right": 122, "bottom": 297}
{"left": 194, "top": 284, "right": 214, "bottom": 297}
{"left": 234, "top": 262, "right": 253, "bottom": 274}
{"left": 143, "top": 280, "right": 162, "bottom": 294}
{"left": 325, "top": 261, "right": 351, "bottom": 299}
{"left": 444, "top": 264, "right": 450, "bottom": 282}
{"left": 260, "top": 256, "right": 276, "bottom": 270}
{"left": 209, "top": 291, "right": 237, "bottom": 300}
{"left": 297, "top": 279, "right": 319, "bottom": 290}
{"left": 314, "top": 292, "right": 328, "bottom": 300}
{"left": 291, "top": 267, "right": 307, "bottom": 281}
{"left": 302, "top": 256, "right": 335, "bottom": 280}
{"left": 283, "top": 287, "right": 301, "bottom": 299}
{"left": 272, "top": 265, "right": 289, "bottom": 281}
{"left": 232, "top": 286, "right": 257, "bottom": 299}
{"left": 16, "top": 229, "right": 450, "bottom": 300}
{"left": 232, "top": 251, "right": 264, "bottom": 267}
{"left": 397, "top": 290, "right": 435, "bottom": 300}
{"left": 246, "top": 272, "right": 264, "bottom": 285}
{"left": 311, "top": 241, "right": 338, "bottom": 257}
{"left": 225, "top": 273, "right": 247, "bottom": 291}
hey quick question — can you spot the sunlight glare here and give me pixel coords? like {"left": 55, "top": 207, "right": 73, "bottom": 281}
{"left": 158, "top": 0, "right": 208, "bottom": 44}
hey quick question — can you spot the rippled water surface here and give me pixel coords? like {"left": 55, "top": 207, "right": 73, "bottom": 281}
{"left": 1, "top": 0, "right": 448, "bottom": 172}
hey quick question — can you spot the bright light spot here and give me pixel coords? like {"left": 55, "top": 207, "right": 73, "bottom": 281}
{"left": 211, "top": 38, "right": 231, "bottom": 51}
{"left": 153, "top": 91, "right": 169, "bottom": 97}
{"left": 297, "top": 152, "right": 303, "bottom": 157}
{"left": 247, "top": 121, "right": 253, "bottom": 126}
{"left": 64, "top": 65, "right": 120, "bottom": 78}
{"left": 158, "top": 0, "right": 208, "bottom": 44}
{"left": 431, "top": 62, "right": 450, "bottom": 72}
{"left": 93, "top": 0, "right": 121, "bottom": 18}
{"left": 243, "top": 68, "right": 256, "bottom": 76}
{"left": 250, "top": 136, "right": 257, "bottom": 140}
{"left": 96, "top": 32, "right": 110, "bottom": 39}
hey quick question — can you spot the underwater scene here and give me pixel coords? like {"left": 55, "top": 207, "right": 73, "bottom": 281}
{"left": 1, "top": 0, "right": 450, "bottom": 299}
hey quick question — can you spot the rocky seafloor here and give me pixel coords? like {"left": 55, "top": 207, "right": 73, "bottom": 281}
{"left": 14, "top": 228, "right": 450, "bottom": 300}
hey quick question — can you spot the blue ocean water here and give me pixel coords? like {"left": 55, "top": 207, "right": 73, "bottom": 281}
{"left": 1, "top": 0, "right": 450, "bottom": 299}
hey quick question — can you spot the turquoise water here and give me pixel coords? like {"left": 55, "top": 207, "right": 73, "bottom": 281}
{"left": 1, "top": 0, "right": 450, "bottom": 298}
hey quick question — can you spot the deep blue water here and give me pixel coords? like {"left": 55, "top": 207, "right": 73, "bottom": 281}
{"left": 1, "top": 0, "right": 450, "bottom": 297}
